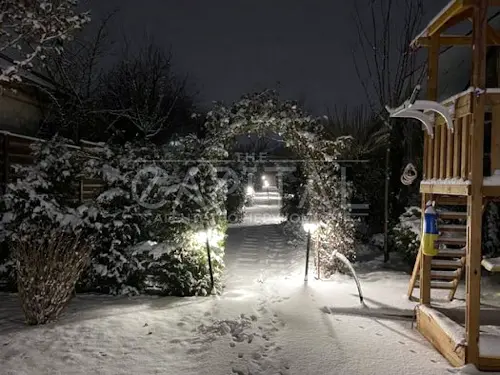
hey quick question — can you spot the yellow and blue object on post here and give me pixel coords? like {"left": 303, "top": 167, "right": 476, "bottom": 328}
{"left": 422, "top": 201, "right": 439, "bottom": 257}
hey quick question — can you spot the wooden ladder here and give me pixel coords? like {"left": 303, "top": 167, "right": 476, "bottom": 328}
{"left": 408, "top": 198, "right": 467, "bottom": 301}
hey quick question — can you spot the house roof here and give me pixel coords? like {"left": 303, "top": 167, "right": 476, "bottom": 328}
{"left": 418, "top": 10, "right": 500, "bottom": 101}
{"left": 0, "top": 53, "right": 56, "bottom": 91}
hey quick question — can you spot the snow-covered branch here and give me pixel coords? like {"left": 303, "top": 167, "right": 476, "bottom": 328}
{"left": 0, "top": 0, "right": 91, "bottom": 82}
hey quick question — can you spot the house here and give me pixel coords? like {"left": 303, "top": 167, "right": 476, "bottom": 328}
{"left": 0, "top": 53, "right": 56, "bottom": 135}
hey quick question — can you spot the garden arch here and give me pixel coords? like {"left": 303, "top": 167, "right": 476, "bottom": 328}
{"left": 202, "top": 90, "right": 357, "bottom": 276}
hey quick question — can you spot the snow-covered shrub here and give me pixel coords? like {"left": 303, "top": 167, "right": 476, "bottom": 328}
{"left": 0, "top": 137, "right": 97, "bottom": 323}
{"left": 280, "top": 163, "right": 309, "bottom": 221}
{"left": 133, "top": 224, "right": 226, "bottom": 296}
{"left": 77, "top": 136, "right": 228, "bottom": 295}
{"left": 483, "top": 202, "right": 500, "bottom": 258}
{"left": 224, "top": 160, "right": 247, "bottom": 224}
{"left": 77, "top": 143, "right": 161, "bottom": 294}
{"left": 389, "top": 206, "right": 421, "bottom": 265}
{"left": 15, "top": 229, "right": 91, "bottom": 325}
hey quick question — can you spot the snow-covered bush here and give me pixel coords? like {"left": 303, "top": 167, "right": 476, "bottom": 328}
{"left": 15, "top": 229, "right": 91, "bottom": 325}
{"left": 224, "top": 160, "right": 247, "bottom": 224}
{"left": 483, "top": 202, "right": 500, "bottom": 258}
{"left": 76, "top": 136, "right": 228, "bottom": 295}
{"left": 133, "top": 224, "right": 226, "bottom": 296}
{"left": 389, "top": 206, "right": 421, "bottom": 265}
{"left": 76, "top": 142, "right": 161, "bottom": 294}
{"left": 0, "top": 137, "right": 97, "bottom": 323}
{"left": 280, "top": 163, "right": 309, "bottom": 221}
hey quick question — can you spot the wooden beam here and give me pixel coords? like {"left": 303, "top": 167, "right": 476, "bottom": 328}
{"left": 466, "top": 0, "right": 487, "bottom": 366}
{"left": 416, "top": 306, "right": 466, "bottom": 367}
{"left": 440, "top": 125, "right": 447, "bottom": 179}
{"left": 447, "top": 127, "right": 454, "bottom": 178}
{"left": 491, "top": 104, "right": 500, "bottom": 173}
{"left": 453, "top": 118, "right": 462, "bottom": 177}
{"left": 421, "top": 35, "right": 440, "bottom": 306}
{"left": 417, "top": 36, "right": 472, "bottom": 46}
{"left": 486, "top": 25, "right": 500, "bottom": 45}
{"left": 478, "top": 355, "right": 500, "bottom": 371}
{"left": 427, "top": 1, "right": 471, "bottom": 37}
{"left": 417, "top": 35, "right": 500, "bottom": 47}
{"left": 420, "top": 183, "right": 471, "bottom": 195}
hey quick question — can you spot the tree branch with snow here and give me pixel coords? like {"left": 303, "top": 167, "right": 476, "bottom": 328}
{"left": 0, "top": 0, "right": 91, "bottom": 82}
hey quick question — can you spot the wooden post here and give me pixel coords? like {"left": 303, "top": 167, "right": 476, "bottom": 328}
{"left": 491, "top": 104, "right": 500, "bottom": 174}
{"left": 440, "top": 124, "right": 447, "bottom": 179}
{"left": 420, "top": 34, "right": 439, "bottom": 306}
{"left": 447, "top": 126, "right": 454, "bottom": 179}
{"left": 466, "top": 0, "right": 487, "bottom": 365}
{"left": 454, "top": 118, "right": 462, "bottom": 178}
{"left": 427, "top": 134, "right": 434, "bottom": 178}
{"left": 462, "top": 116, "right": 470, "bottom": 179}
{"left": 423, "top": 136, "right": 429, "bottom": 179}
{"left": 434, "top": 124, "right": 442, "bottom": 179}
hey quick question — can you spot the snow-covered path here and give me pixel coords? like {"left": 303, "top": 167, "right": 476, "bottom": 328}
{"left": 0, "top": 190, "right": 491, "bottom": 374}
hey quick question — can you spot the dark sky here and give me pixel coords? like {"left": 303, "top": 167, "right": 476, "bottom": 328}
{"left": 86, "top": 0, "right": 448, "bottom": 114}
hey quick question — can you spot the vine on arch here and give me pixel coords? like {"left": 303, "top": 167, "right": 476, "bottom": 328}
{"left": 204, "top": 90, "right": 357, "bottom": 274}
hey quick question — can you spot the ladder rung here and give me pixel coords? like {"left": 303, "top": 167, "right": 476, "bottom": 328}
{"left": 439, "top": 224, "right": 466, "bottom": 232}
{"left": 437, "top": 248, "right": 466, "bottom": 257}
{"left": 431, "top": 270, "right": 459, "bottom": 280}
{"left": 436, "top": 237, "right": 467, "bottom": 245}
{"left": 432, "top": 259, "right": 463, "bottom": 269}
{"left": 438, "top": 211, "right": 467, "bottom": 220}
{"left": 415, "top": 280, "right": 455, "bottom": 289}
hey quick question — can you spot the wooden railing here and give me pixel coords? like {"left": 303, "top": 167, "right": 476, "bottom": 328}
{"left": 424, "top": 89, "right": 500, "bottom": 181}
{"left": 425, "top": 114, "right": 472, "bottom": 180}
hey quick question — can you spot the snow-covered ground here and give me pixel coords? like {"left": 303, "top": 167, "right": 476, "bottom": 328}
{"left": 1, "top": 190, "right": 500, "bottom": 374}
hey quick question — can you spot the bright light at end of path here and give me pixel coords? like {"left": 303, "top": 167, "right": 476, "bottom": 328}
{"left": 303, "top": 222, "right": 318, "bottom": 233}
{"left": 261, "top": 175, "right": 266, "bottom": 180}
{"left": 246, "top": 186, "right": 254, "bottom": 195}
{"left": 195, "top": 230, "right": 223, "bottom": 247}
{"left": 263, "top": 180, "right": 269, "bottom": 188}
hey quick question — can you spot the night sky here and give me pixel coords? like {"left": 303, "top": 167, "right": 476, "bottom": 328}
{"left": 86, "top": 0, "right": 448, "bottom": 114}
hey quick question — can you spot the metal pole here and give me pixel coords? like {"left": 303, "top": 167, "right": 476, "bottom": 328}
{"left": 305, "top": 230, "right": 311, "bottom": 281}
{"left": 204, "top": 225, "right": 214, "bottom": 293}
{"left": 384, "top": 145, "right": 390, "bottom": 263}
{"left": 315, "top": 238, "right": 321, "bottom": 280}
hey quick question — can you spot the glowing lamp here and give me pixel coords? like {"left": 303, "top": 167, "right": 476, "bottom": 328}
{"left": 246, "top": 186, "right": 255, "bottom": 195}
{"left": 195, "top": 229, "right": 223, "bottom": 247}
{"left": 303, "top": 222, "right": 318, "bottom": 233}
{"left": 263, "top": 180, "right": 269, "bottom": 188}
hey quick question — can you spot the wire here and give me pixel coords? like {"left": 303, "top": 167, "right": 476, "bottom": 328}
{"left": 401, "top": 163, "right": 418, "bottom": 186}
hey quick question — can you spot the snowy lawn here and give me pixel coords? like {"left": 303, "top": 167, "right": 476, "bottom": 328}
{"left": 2, "top": 193, "right": 500, "bottom": 374}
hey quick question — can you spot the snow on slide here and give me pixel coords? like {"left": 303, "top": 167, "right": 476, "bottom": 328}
{"left": 0, "top": 191, "right": 483, "bottom": 374}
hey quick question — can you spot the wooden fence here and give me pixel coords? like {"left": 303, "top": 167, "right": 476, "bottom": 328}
{"left": 0, "top": 131, "right": 106, "bottom": 201}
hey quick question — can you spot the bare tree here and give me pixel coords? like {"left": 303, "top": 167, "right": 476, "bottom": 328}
{"left": 0, "top": 0, "right": 90, "bottom": 82}
{"left": 352, "top": 0, "right": 426, "bottom": 111}
{"left": 98, "top": 41, "right": 197, "bottom": 142}
{"left": 38, "top": 11, "right": 117, "bottom": 141}
{"left": 352, "top": 0, "right": 426, "bottom": 259}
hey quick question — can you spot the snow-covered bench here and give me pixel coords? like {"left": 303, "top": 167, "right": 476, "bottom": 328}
{"left": 481, "top": 257, "right": 500, "bottom": 272}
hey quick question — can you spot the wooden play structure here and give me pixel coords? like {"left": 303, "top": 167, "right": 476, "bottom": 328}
{"left": 391, "top": 0, "right": 500, "bottom": 370}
